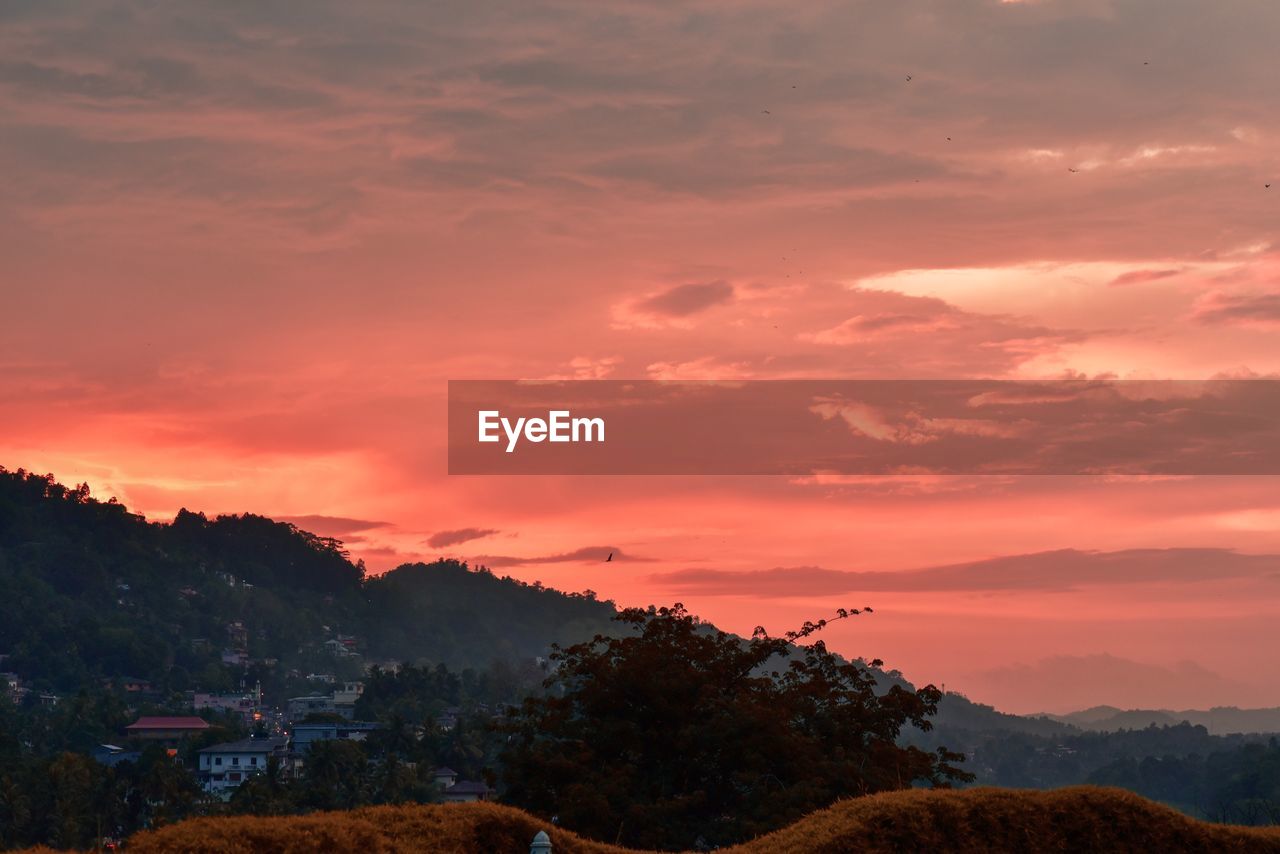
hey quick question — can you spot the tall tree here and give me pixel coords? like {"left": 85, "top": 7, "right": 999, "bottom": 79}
{"left": 500, "top": 604, "right": 972, "bottom": 850}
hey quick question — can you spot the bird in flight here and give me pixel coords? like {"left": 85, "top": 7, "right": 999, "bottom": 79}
{"left": 761, "top": 109, "right": 771, "bottom": 114}
{"left": 1068, "top": 167, "right": 1079, "bottom": 173}
{"left": 905, "top": 74, "right": 912, "bottom": 81}
{"left": 606, "top": 552, "right": 613, "bottom": 562}
{"left": 946, "top": 136, "right": 952, "bottom": 141}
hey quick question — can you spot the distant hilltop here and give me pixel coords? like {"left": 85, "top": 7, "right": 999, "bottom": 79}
{"left": 1036, "top": 704, "right": 1280, "bottom": 736}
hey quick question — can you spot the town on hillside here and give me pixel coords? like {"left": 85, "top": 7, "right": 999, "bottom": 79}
{"left": 4, "top": 617, "right": 496, "bottom": 807}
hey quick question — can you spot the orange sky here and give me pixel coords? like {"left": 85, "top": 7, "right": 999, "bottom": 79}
{"left": 2, "top": 0, "right": 1279, "bottom": 714}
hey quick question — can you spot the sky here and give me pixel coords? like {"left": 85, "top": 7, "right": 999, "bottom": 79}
{"left": 2, "top": 0, "right": 1279, "bottom": 714}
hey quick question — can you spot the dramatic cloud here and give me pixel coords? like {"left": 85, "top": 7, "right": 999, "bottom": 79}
{"left": 426, "top": 527, "right": 499, "bottom": 548}
{"left": 4, "top": 0, "right": 1280, "bottom": 710}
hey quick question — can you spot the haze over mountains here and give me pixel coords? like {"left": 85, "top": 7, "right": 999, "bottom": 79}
{"left": 1041, "top": 705, "right": 1280, "bottom": 737}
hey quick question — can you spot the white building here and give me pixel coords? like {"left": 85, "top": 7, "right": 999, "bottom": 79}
{"left": 197, "top": 737, "right": 288, "bottom": 797}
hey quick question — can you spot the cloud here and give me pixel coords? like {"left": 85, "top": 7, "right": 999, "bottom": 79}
{"left": 1108, "top": 268, "right": 1181, "bottom": 286}
{"left": 802, "top": 311, "right": 958, "bottom": 344}
{"left": 472, "top": 546, "right": 654, "bottom": 568}
{"left": 649, "top": 548, "right": 1280, "bottom": 596}
{"left": 541, "top": 356, "right": 622, "bottom": 380}
{"left": 1192, "top": 291, "right": 1280, "bottom": 327}
{"left": 646, "top": 356, "right": 754, "bottom": 381}
{"left": 426, "top": 527, "right": 499, "bottom": 548}
{"left": 635, "top": 281, "right": 735, "bottom": 317}
{"left": 275, "top": 514, "right": 390, "bottom": 537}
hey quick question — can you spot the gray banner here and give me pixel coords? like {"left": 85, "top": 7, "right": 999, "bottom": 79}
{"left": 447, "top": 379, "right": 1280, "bottom": 475}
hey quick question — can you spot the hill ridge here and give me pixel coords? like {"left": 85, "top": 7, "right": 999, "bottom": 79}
{"left": 99, "top": 786, "right": 1280, "bottom": 853}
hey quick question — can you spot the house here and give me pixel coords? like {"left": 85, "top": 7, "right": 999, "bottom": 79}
{"left": 221, "top": 648, "right": 249, "bottom": 666}
{"left": 332, "top": 681, "right": 364, "bottom": 706}
{"left": 92, "top": 744, "right": 142, "bottom": 768}
{"left": 441, "top": 781, "right": 494, "bottom": 803}
{"left": 323, "top": 638, "right": 357, "bottom": 659}
{"left": 287, "top": 694, "right": 337, "bottom": 721}
{"left": 290, "top": 721, "right": 381, "bottom": 754}
{"left": 193, "top": 691, "right": 258, "bottom": 723}
{"left": 2, "top": 672, "right": 28, "bottom": 705}
{"left": 225, "top": 621, "right": 248, "bottom": 647}
{"left": 197, "top": 737, "right": 289, "bottom": 797}
{"left": 105, "top": 676, "right": 152, "bottom": 693}
{"left": 125, "top": 716, "right": 211, "bottom": 740}
{"left": 433, "top": 766, "right": 458, "bottom": 788}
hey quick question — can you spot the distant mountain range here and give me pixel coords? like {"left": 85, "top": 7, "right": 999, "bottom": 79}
{"left": 1038, "top": 705, "right": 1280, "bottom": 736}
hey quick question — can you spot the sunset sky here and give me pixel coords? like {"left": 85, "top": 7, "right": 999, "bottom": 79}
{"left": 2, "top": 0, "right": 1279, "bottom": 714}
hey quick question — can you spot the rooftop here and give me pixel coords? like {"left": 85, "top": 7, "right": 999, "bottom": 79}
{"left": 126, "top": 716, "right": 210, "bottom": 731}
{"left": 446, "top": 781, "right": 492, "bottom": 795}
{"left": 198, "top": 737, "right": 288, "bottom": 754}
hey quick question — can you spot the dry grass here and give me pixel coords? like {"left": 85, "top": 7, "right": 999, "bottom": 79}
{"left": 43, "top": 786, "right": 1280, "bottom": 853}
{"left": 721, "top": 786, "right": 1280, "bottom": 853}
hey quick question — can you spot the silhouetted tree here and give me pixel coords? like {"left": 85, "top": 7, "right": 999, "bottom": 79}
{"left": 500, "top": 604, "right": 972, "bottom": 849}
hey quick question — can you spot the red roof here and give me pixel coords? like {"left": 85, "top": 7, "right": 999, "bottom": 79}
{"left": 126, "top": 716, "right": 210, "bottom": 731}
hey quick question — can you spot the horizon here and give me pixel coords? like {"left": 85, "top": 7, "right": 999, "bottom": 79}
{"left": 9, "top": 461, "right": 1280, "bottom": 717}
{"left": 4, "top": 0, "right": 1280, "bottom": 716}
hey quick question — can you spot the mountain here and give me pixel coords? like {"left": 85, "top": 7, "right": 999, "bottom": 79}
{"left": 1045, "top": 705, "right": 1280, "bottom": 735}
{"left": 0, "top": 467, "right": 617, "bottom": 695}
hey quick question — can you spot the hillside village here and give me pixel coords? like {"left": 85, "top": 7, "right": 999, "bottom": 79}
{"left": 7, "top": 617, "right": 496, "bottom": 805}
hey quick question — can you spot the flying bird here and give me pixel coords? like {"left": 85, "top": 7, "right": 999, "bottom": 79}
{"left": 605, "top": 552, "right": 613, "bottom": 562}
{"left": 905, "top": 75, "right": 912, "bottom": 81}
{"left": 761, "top": 109, "right": 771, "bottom": 114}
{"left": 946, "top": 136, "right": 952, "bottom": 141}
{"left": 1068, "top": 167, "right": 1079, "bottom": 173}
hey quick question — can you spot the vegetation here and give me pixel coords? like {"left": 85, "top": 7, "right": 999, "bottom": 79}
{"left": 1089, "top": 738, "right": 1280, "bottom": 824}
{"left": 0, "top": 466, "right": 618, "bottom": 696}
{"left": 94, "top": 787, "right": 1280, "bottom": 853}
{"left": 500, "top": 604, "right": 971, "bottom": 850}
{"left": 6, "top": 466, "right": 1280, "bottom": 850}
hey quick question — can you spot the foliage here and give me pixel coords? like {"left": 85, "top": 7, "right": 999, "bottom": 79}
{"left": 1088, "top": 737, "right": 1280, "bottom": 825}
{"left": 0, "top": 467, "right": 617, "bottom": 695}
{"left": 499, "top": 604, "right": 972, "bottom": 850}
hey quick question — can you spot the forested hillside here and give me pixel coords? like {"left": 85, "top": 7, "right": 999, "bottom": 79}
{"left": 0, "top": 467, "right": 616, "bottom": 695}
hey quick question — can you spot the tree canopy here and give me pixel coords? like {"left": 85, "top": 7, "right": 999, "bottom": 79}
{"left": 499, "top": 604, "right": 972, "bottom": 850}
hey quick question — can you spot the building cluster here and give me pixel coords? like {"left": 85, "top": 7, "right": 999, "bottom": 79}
{"left": 2, "top": 669, "right": 59, "bottom": 708}
{"left": 286, "top": 680, "right": 365, "bottom": 721}
{"left": 109, "top": 714, "right": 495, "bottom": 803}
